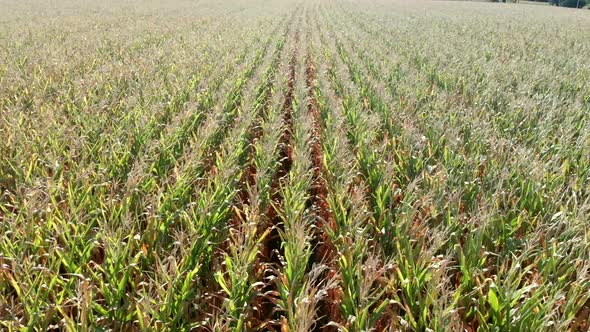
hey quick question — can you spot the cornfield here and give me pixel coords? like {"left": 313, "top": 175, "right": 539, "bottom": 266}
{"left": 1, "top": 0, "right": 589, "bottom": 330}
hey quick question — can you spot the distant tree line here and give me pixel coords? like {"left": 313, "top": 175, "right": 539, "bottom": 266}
{"left": 494, "top": 0, "right": 588, "bottom": 7}
{"left": 525, "top": 0, "right": 587, "bottom": 7}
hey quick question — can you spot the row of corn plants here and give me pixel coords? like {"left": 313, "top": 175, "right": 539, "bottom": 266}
{"left": 209, "top": 18, "right": 295, "bottom": 331}
{"left": 308, "top": 16, "right": 395, "bottom": 330}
